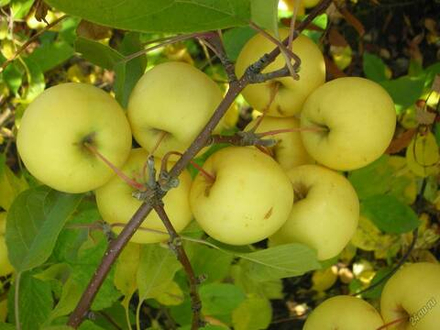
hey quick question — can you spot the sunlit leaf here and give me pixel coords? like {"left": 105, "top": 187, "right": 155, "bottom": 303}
{"left": 154, "top": 281, "right": 185, "bottom": 306}
{"left": 0, "top": 154, "right": 28, "bottom": 211}
{"left": 406, "top": 131, "right": 440, "bottom": 177}
{"left": 251, "top": 0, "right": 278, "bottom": 33}
{"left": 45, "top": 0, "right": 251, "bottom": 33}
{"left": 239, "top": 243, "right": 320, "bottom": 281}
{"left": 199, "top": 283, "right": 246, "bottom": 317}
{"left": 232, "top": 295, "right": 272, "bottom": 330}
{"left": 380, "top": 76, "right": 425, "bottom": 113}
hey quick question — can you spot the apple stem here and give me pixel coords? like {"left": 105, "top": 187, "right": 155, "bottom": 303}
{"left": 84, "top": 143, "right": 146, "bottom": 191}
{"left": 376, "top": 316, "right": 408, "bottom": 330}
{"left": 149, "top": 131, "right": 168, "bottom": 156}
{"left": 258, "top": 127, "right": 327, "bottom": 137}
{"left": 162, "top": 150, "right": 216, "bottom": 183}
{"left": 249, "top": 82, "right": 280, "bottom": 132}
{"left": 256, "top": 145, "right": 274, "bottom": 157}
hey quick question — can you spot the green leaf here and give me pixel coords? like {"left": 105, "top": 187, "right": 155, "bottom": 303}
{"left": 223, "top": 27, "right": 256, "bottom": 61}
{"left": 380, "top": 76, "right": 425, "bottom": 113}
{"left": 78, "top": 321, "right": 106, "bottom": 330}
{"left": 0, "top": 323, "right": 16, "bottom": 330}
{"left": 114, "top": 32, "right": 147, "bottom": 108}
{"left": 45, "top": 0, "right": 251, "bottom": 33}
{"left": 5, "top": 186, "right": 82, "bottom": 271}
{"left": 187, "top": 243, "right": 233, "bottom": 283}
{"left": 2, "top": 62, "right": 22, "bottom": 95}
{"left": 27, "top": 40, "right": 74, "bottom": 73}
{"left": 7, "top": 271, "right": 53, "bottom": 330}
{"left": 230, "top": 264, "right": 283, "bottom": 299}
{"left": 10, "top": 0, "right": 33, "bottom": 19}
{"left": 199, "top": 283, "right": 246, "bottom": 317}
{"left": 361, "top": 194, "right": 420, "bottom": 234}
{"left": 137, "top": 244, "right": 181, "bottom": 301}
{"left": 232, "top": 295, "right": 272, "bottom": 330}
{"left": 239, "top": 243, "right": 320, "bottom": 281}
{"left": 23, "top": 58, "right": 45, "bottom": 102}
{"left": 75, "top": 37, "right": 124, "bottom": 70}
{"left": 363, "top": 53, "right": 388, "bottom": 82}
{"left": 0, "top": 0, "right": 11, "bottom": 8}
{"left": 251, "top": 0, "right": 278, "bottom": 33}
{"left": 0, "top": 154, "right": 28, "bottom": 211}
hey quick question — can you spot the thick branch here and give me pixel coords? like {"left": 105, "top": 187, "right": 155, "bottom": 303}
{"left": 153, "top": 203, "right": 203, "bottom": 330}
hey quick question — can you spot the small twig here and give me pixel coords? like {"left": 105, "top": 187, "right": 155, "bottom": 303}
{"left": 0, "top": 15, "right": 67, "bottom": 73}
{"left": 249, "top": 82, "right": 280, "bottom": 132}
{"left": 376, "top": 316, "right": 408, "bottom": 330}
{"left": 122, "top": 32, "right": 216, "bottom": 63}
{"left": 249, "top": 21, "right": 301, "bottom": 77}
{"left": 153, "top": 203, "right": 203, "bottom": 330}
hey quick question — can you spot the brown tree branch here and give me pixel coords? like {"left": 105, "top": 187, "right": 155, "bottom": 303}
{"left": 67, "top": 1, "right": 332, "bottom": 327}
{"left": 153, "top": 203, "right": 203, "bottom": 330}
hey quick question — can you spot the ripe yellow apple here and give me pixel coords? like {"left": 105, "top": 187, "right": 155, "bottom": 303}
{"left": 303, "top": 295, "right": 384, "bottom": 329}
{"left": 95, "top": 148, "right": 192, "bottom": 244}
{"left": 127, "top": 61, "right": 224, "bottom": 158}
{"left": 189, "top": 147, "right": 293, "bottom": 245}
{"left": 0, "top": 212, "right": 13, "bottom": 276}
{"left": 245, "top": 116, "right": 314, "bottom": 170}
{"left": 380, "top": 262, "right": 440, "bottom": 329}
{"left": 235, "top": 29, "right": 325, "bottom": 117}
{"left": 300, "top": 77, "right": 396, "bottom": 171}
{"left": 269, "top": 164, "right": 359, "bottom": 260}
{"left": 17, "top": 83, "right": 132, "bottom": 193}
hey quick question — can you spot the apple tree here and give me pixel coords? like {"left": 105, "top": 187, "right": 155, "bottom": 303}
{"left": 0, "top": 0, "right": 439, "bottom": 329}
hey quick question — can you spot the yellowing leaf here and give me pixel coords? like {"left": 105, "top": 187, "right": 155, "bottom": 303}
{"left": 154, "top": 281, "right": 184, "bottom": 306}
{"left": 388, "top": 156, "right": 417, "bottom": 204}
{"left": 0, "top": 162, "right": 28, "bottom": 211}
{"left": 331, "top": 45, "right": 352, "bottom": 70}
{"left": 350, "top": 215, "right": 399, "bottom": 259}
{"left": 232, "top": 295, "right": 272, "bottom": 330}
{"left": 311, "top": 266, "right": 338, "bottom": 292}
{"left": 406, "top": 132, "right": 440, "bottom": 177}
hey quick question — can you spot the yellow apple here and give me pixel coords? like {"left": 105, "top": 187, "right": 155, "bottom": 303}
{"left": 269, "top": 164, "right": 359, "bottom": 260}
{"left": 235, "top": 29, "right": 325, "bottom": 117}
{"left": 300, "top": 77, "right": 396, "bottom": 171}
{"left": 189, "top": 146, "right": 293, "bottom": 245}
{"left": 303, "top": 295, "right": 384, "bottom": 330}
{"left": 0, "top": 212, "right": 13, "bottom": 276}
{"left": 380, "top": 262, "right": 440, "bottom": 329}
{"left": 245, "top": 116, "right": 314, "bottom": 170}
{"left": 127, "top": 61, "right": 224, "bottom": 158}
{"left": 17, "top": 83, "right": 132, "bottom": 193}
{"left": 95, "top": 148, "right": 192, "bottom": 244}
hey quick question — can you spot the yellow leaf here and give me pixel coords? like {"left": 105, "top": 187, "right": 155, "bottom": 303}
{"left": 0, "top": 165, "right": 28, "bottom": 211}
{"left": 406, "top": 132, "right": 440, "bottom": 177}
{"left": 388, "top": 156, "right": 417, "bottom": 204}
{"left": 331, "top": 45, "right": 352, "bottom": 70}
{"left": 311, "top": 265, "right": 338, "bottom": 292}
{"left": 154, "top": 281, "right": 184, "bottom": 306}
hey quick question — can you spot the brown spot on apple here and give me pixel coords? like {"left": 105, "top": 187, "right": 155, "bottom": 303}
{"left": 264, "top": 207, "right": 273, "bottom": 219}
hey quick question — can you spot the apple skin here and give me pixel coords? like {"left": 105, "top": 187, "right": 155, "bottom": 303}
{"left": 245, "top": 116, "right": 314, "bottom": 170}
{"left": 303, "top": 295, "right": 384, "bottom": 330}
{"left": 380, "top": 262, "right": 440, "bottom": 330}
{"left": 189, "top": 146, "right": 293, "bottom": 245}
{"left": 127, "top": 61, "right": 224, "bottom": 158}
{"left": 0, "top": 212, "right": 13, "bottom": 277}
{"left": 235, "top": 29, "right": 325, "bottom": 117}
{"left": 17, "top": 83, "right": 132, "bottom": 193}
{"left": 269, "top": 164, "right": 359, "bottom": 260}
{"left": 300, "top": 77, "right": 396, "bottom": 171}
{"left": 95, "top": 148, "right": 193, "bottom": 244}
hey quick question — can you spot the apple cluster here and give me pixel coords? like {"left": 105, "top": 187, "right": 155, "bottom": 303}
{"left": 16, "top": 28, "right": 397, "bottom": 256}
{"left": 303, "top": 262, "right": 440, "bottom": 329}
